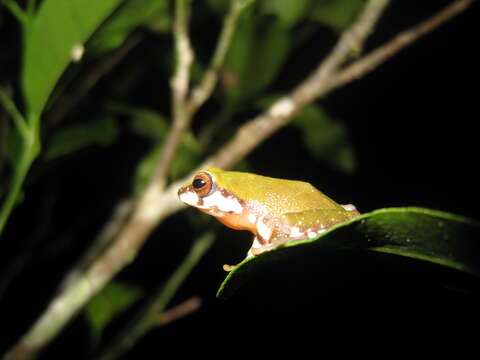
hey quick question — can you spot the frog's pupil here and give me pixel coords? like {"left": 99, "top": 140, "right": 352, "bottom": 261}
{"left": 193, "top": 178, "right": 206, "bottom": 189}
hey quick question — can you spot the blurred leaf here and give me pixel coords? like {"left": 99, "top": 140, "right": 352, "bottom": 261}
{"left": 5, "top": 127, "right": 23, "bottom": 169}
{"left": 144, "top": 1, "right": 172, "bottom": 33}
{"left": 224, "top": 15, "right": 290, "bottom": 103}
{"left": 223, "top": 11, "right": 255, "bottom": 91}
{"left": 206, "top": 0, "right": 231, "bottom": 15}
{"left": 88, "top": 0, "right": 168, "bottom": 55}
{"left": 22, "top": 0, "right": 124, "bottom": 115}
{"left": 107, "top": 102, "right": 200, "bottom": 194}
{"left": 260, "top": 0, "right": 310, "bottom": 28}
{"left": 108, "top": 102, "right": 169, "bottom": 142}
{"left": 218, "top": 207, "right": 480, "bottom": 298}
{"left": 309, "top": 0, "right": 363, "bottom": 32}
{"left": 133, "top": 144, "right": 162, "bottom": 196}
{"left": 292, "top": 104, "right": 355, "bottom": 173}
{"left": 43, "top": 116, "right": 119, "bottom": 160}
{"left": 85, "top": 281, "right": 142, "bottom": 342}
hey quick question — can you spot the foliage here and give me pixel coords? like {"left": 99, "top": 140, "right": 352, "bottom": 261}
{"left": 85, "top": 281, "right": 143, "bottom": 343}
{"left": 218, "top": 207, "right": 480, "bottom": 298}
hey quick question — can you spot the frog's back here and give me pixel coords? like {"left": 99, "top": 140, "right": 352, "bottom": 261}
{"left": 209, "top": 169, "right": 344, "bottom": 217}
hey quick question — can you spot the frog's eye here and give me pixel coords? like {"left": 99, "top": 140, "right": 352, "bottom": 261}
{"left": 192, "top": 172, "right": 215, "bottom": 197}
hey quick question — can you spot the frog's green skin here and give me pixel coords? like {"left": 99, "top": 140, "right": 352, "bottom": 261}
{"left": 178, "top": 168, "right": 359, "bottom": 270}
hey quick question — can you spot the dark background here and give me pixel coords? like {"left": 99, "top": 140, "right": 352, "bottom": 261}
{"left": 1, "top": 1, "right": 479, "bottom": 359}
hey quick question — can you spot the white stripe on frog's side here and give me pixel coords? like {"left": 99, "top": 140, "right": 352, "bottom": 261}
{"left": 202, "top": 190, "right": 244, "bottom": 214}
{"left": 256, "top": 215, "right": 272, "bottom": 243}
{"left": 290, "top": 226, "right": 305, "bottom": 238}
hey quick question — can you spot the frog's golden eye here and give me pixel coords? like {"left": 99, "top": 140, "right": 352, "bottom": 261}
{"left": 192, "top": 172, "right": 214, "bottom": 197}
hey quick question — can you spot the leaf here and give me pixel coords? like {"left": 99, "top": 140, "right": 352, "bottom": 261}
{"left": 88, "top": 0, "right": 168, "bottom": 55}
{"left": 5, "top": 127, "right": 23, "bottom": 169}
{"left": 224, "top": 15, "right": 290, "bottom": 103}
{"left": 309, "top": 0, "right": 364, "bottom": 32}
{"left": 109, "top": 103, "right": 169, "bottom": 142}
{"left": 292, "top": 104, "right": 356, "bottom": 173}
{"left": 43, "top": 116, "right": 119, "bottom": 160}
{"left": 260, "top": 0, "right": 311, "bottom": 28}
{"left": 22, "top": 0, "right": 124, "bottom": 115}
{"left": 85, "top": 281, "right": 142, "bottom": 342}
{"left": 206, "top": 0, "right": 231, "bottom": 15}
{"left": 217, "top": 207, "right": 480, "bottom": 298}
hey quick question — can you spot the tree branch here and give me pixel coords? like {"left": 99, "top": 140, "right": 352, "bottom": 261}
{"left": 150, "top": 0, "right": 247, "bottom": 191}
{"left": 188, "top": 0, "right": 250, "bottom": 113}
{"left": 324, "top": 0, "right": 476, "bottom": 94}
{"left": 95, "top": 233, "right": 213, "bottom": 360}
{"left": 3, "top": 1, "right": 474, "bottom": 359}
{"left": 207, "top": 0, "right": 390, "bottom": 169}
{"left": 149, "top": 0, "right": 194, "bottom": 191}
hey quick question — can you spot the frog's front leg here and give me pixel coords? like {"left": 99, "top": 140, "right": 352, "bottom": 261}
{"left": 223, "top": 214, "right": 277, "bottom": 272}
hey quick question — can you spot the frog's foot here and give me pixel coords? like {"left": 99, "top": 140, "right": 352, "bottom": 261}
{"left": 248, "top": 236, "right": 276, "bottom": 256}
{"left": 223, "top": 264, "right": 237, "bottom": 272}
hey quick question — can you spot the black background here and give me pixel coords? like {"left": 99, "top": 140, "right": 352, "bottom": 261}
{"left": 1, "top": 1, "right": 479, "bottom": 359}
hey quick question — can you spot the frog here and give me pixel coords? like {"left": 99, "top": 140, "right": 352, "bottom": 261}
{"left": 178, "top": 168, "right": 359, "bottom": 271}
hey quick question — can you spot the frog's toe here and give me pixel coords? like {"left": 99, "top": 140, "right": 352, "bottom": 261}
{"left": 223, "top": 264, "right": 236, "bottom": 272}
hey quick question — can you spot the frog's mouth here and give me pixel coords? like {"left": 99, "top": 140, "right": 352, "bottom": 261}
{"left": 178, "top": 185, "right": 245, "bottom": 216}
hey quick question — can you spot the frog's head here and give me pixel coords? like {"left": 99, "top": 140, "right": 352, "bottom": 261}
{"left": 178, "top": 168, "right": 247, "bottom": 218}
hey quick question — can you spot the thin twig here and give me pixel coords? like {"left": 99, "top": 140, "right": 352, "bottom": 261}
{"left": 0, "top": 87, "right": 29, "bottom": 138}
{"left": 325, "top": 0, "right": 476, "bottom": 93}
{"left": 1, "top": 0, "right": 27, "bottom": 25}
{"left": 3, "top": 1, "right": 473, "bottom": 359}
{"left": 207, "top": 0, "right": 390, "bottom": 169}
{"left": 150, "top": 0, "right": 247, "bottom": 190}
{"left": 150, "top": 0, "right": 194, "bottom": 191}
{"left": 95, "top": 234, "right": 214, "bottom": 360}
{"left": 47, "top": 35, "right": 142, "bottom": 125}
{"left": 157, "top": 296, "right": 202, "bottom": 326}
{"left": 188, "top": 0, "right": 249, "bottom": 113}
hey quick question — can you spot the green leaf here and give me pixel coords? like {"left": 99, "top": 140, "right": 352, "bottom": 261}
{"left": 309, "top": 0, "right": 364, "bottom": 32}
{"left": 217, "top": 207, "right": 480, "bottom": 298}
{"left": 224, "top": 15, "right": 290, "bottom": 103}
{"left": 132, "top": 144, "right": 162, "bottom": 196}
{"left": 43, "top": 116, "right": 119, "bottom": 160}
{"left": 206, "top": 0, "right": 231, "bottom": 15}
{"left": 110, "top": 103, "right": 169, "bottom": 142}
{"left": 5, "top": 127, "right": 23, "bottom": 169}
{"left": 292, "top": 104, "right": 355, "bottom": 173}
{"left": 88, "top": 0, "right": 168, "bottom": 55}
{"left": 85, "top": 281, "right": 142, "bottom": 342}
{"left": 22, "top": 0, "right": 124, "bottom": 115}
{"left": 260, "top": 0, "right": 311, "bottom": 28}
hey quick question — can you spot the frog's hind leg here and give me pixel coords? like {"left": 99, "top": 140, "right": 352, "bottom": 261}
{"left": 222, "top": 237, "right": 262, "bottom": 272}
{"left": 249, "top": 236, "right": 276, "bottom": 256}
{"left": 223, "top": 236, "right": 274, "bottom": 272}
